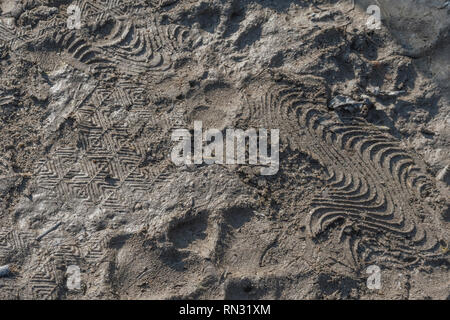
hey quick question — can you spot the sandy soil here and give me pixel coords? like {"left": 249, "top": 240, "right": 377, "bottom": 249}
{"left": 0, "top": 0, "right": 448, "bottom": 299}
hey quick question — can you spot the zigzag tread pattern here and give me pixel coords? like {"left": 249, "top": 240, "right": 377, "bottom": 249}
{"left": 0, "top": 229, "right": 35, "bottom": 260}
{"left": 35, "top": 80, "right": 178, "bottom": 217}
{"left": 29, "top": 262, "right": 59, "bottom": 300}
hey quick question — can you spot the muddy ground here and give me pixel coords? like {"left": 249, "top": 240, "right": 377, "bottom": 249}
{"left": 0, "top": 0, "right": 448, "bottom": 299}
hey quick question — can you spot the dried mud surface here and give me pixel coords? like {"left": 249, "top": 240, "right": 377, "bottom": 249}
{"left": 0, "top": 0, "right": 449, "bottom": 300}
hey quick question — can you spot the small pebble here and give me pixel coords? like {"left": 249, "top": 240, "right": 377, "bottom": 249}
{"left": 0, "top": 265, "right": 11, "bottom": 277}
